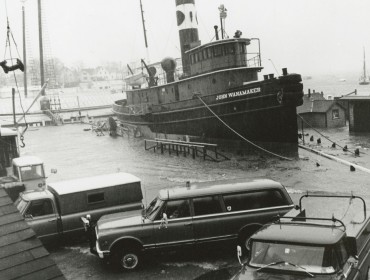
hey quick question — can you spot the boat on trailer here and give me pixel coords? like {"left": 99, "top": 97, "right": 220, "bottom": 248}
{"left": 113, "top": 0, "right": 303, "bottom": 147}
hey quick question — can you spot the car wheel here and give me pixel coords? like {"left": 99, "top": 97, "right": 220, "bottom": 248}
{"left": 115, "top": 247, "right": 140, "bottom": 270}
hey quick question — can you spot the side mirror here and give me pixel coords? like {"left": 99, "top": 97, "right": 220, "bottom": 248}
{"left": 24, "top": 214, "right": 33, "bottom": 219}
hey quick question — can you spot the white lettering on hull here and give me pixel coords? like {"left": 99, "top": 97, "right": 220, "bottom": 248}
{"left": 215, "top": 87, "right": 261, "bottom": 101}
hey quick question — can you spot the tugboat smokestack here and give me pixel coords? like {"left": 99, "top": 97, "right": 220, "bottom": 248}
{"left": 175, "top": 0, "right": 201, "bottom": 76}
{"left": 282, "top": 68, "right": 288, "bottom": 76}
{"left": 263, "top": 75, "right": 268, "bottom": 80}
{"left": 269, "top": 74, "right": 274, "bottom": 79}
{"left": 214, "top": 25, "right": 219, "bottom": 40}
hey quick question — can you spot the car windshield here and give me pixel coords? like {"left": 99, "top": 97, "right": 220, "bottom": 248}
{"left": 20, "top": 164, "right": 44, "bottom": 181}
{"left": 145, "top": 197, "right": 164, "bottom": 220}
{"left": 249, "top": 241, "right": 336, "bottom": 274}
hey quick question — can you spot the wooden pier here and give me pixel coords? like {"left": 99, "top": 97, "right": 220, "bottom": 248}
{"left": 144, "top": 138, "right": 229, "bottom": 162}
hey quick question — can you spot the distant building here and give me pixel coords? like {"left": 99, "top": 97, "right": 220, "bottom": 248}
{"left": 340, "top": 94, "right": 370, "bottom": 132}
{"left": 59, "top": 67, "right": 79, "bottom": 88}
{"left": 80, "top": 68, "right": 96, "bottom": 82}
{"left": 297, "top": 91, "right": 346, "bottom": 129}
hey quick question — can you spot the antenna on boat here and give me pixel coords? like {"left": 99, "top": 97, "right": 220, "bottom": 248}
{"left": 218, "top": 4, "right": 227, "bottom": 39}
{"left": 268, "top": 59, "right": 280, "bottom": 76}
{"left": 139, "top": 0, "right": 150, "bottom": 63}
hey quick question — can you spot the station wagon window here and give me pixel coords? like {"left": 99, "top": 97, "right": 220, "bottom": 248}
{"left": 164, "top": 199, "right": 190, "bottom": 219}
{"left": 26, "top": 199, "right": 53, "bottom": 217}
{"left": 334, "top": 239, "right": 349, "bottom": 267}
{"left": 88, "top": 192, "right": 105, "bottom": 204}
{"left": 222, "top": 190, "right": 288, "bottom": 212}
{"left": 193, "top": 195, "right": 222, "bottom": 216}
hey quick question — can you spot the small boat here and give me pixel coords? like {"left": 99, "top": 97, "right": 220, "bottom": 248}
{"left": 359, "top": 48, "right": 370, "bottom": 85}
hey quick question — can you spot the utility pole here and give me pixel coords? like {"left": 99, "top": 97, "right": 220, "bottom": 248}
{"left": 22, "top": 0, "right": 28, "bottom": 98}
{"left": 38, "top": 0, "right": 45, "bottom": 95}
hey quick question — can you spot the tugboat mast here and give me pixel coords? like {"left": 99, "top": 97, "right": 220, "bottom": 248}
{"left": 139, "top": 0, "right": 150, "bottom": 62}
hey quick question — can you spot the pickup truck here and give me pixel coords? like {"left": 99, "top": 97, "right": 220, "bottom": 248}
{"left": 0, "top": 156, "right": 48, "bottom": 201}
{"left": 15, "top": 172, "right": 143, "bottom": 244}
{"left": 232, "top": 193, "right": 370, "bottom": 280}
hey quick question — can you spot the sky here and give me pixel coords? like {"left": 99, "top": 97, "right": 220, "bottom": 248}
{"left": 1, "top": 0, "right": 370, "bottom": 77}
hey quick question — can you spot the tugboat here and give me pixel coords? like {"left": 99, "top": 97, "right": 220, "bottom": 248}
{"left": 113, "top": 0, "right": 303, "bottom": 146}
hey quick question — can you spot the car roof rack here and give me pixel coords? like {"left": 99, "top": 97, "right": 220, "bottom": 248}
{"left": 299, "top": 192, "right": 367, "bottom": 220}
{"left": 273, "top": 214, "right": 346, "bottom": 231}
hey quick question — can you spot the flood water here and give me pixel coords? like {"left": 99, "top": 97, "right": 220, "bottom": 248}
{"left": 19, "top": 123, "right": 370, "bottom": 279}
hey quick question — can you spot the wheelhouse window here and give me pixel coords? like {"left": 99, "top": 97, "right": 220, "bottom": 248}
{"left": 250, "top": 241, "right": 336, "bottom": 274}
{"left": 203, "top": 49, "right": 208, "bottom": 60}
{"left": 332, "top": 109, "right": 339, "bottom": 119}
{"left": 214, "top": 45, "right": 223, "bottom": 57}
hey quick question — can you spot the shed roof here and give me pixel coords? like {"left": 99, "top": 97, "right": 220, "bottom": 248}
{"left": 297, "top": 100, "right": 344, "bottom": 114}
{"left": 48, "top": 172, "right": 141, "bottom": 195}
{"left": 0, "top": 188, "right": 65, "bottom": 280}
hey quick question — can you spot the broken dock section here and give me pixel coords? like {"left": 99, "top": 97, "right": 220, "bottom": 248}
{"left": 144, "top": 138, "right": 229, "bottom": 162}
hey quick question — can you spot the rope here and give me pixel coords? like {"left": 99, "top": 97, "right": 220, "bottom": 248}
{"left": 297, "top": 114, "right": 356, "bottom": 156}
{"left": 196, "top": 95, "right": 293, "bottom": 161}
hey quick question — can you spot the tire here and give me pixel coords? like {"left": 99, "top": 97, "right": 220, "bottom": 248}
{"left": 114, "top": 247, "right": 140, "bottom": 271}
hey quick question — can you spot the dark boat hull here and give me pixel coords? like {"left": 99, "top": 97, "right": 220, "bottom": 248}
{"left": 113, "top": 74, "right": 303, "bottom": 144}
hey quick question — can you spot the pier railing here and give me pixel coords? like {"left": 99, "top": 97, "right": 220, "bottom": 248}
{"left": 144, "top": 138, "right": 229, "bottom": 162}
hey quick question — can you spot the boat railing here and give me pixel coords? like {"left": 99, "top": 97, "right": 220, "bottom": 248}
{"left": 247, "top": 54, "right": 261, "bottom": 67}
{"left": 119, "top": 103, "right": 150, "bottom": 115}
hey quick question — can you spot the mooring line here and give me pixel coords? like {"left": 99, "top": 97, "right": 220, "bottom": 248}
{"left": 196, "top": 95, "right": 293, "bottom": 161}
{"left": 299, "top": 144, "right": 370, "bottom": 174}
{"left": 297, "top": 114, "right": 356, "bottom": 156}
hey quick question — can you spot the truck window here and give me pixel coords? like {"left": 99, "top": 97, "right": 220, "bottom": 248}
{"left": 26, "top": 199, "right": 53, "bottom": 217}
{"left": 88, "top": 193, "right": 105, "bottom": 204}
{"left": 222, "top": 190, "right": 288, "bottom": 212}
{"left": 20, "top": 165, "right": 44, "bottom": 180}
{"left": 193, "top": 195, "right": 222, "bottom": 216}
{"left": 163, "top": 199, "right": 190, "bottom": 219}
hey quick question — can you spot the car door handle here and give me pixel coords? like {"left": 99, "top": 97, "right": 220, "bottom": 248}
{"left": 184, "top": 222, "right": 192, "bottom": 226}
{"left": 48, "top": 218, "right": 57, "bottom": 222}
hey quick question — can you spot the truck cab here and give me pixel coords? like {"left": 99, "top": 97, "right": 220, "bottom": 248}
{"left": 232, "top": 194, "right": 370, "bottom": 280}
{"left": 11, "top": 156, "right": 46, "bottom": 190}
{"left": 0, "top": 156, "right": 47, "bottom": 201}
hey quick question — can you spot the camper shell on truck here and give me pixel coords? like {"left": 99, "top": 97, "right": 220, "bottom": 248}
{"left": 232, "top": 193, "right": 370, "bottom": 280}
{"left": 15, "top": 172, "right": 143, "bottom": 244}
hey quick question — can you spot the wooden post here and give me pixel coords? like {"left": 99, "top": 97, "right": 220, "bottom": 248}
{"left": 160, "top": 143, "right": 163, "bottom": 154}
{"left": 203, "top": 147, "right": 206, "bottom": 160}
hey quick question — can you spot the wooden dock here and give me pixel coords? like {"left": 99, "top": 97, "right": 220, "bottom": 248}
{"left": 144, "top": 138, "right": 229, "bottom": 162}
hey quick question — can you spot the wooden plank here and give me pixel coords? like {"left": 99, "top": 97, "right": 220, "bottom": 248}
{"left": 0, "top": 228, "right": 35, "bottom": 247}
{"left": 0, "top": 256, "right": 56, "bottom": 280}
{"left": 0, "top": 204, "right": 19, "bottom": 216}
{"left": 15, "top": 265, "right": 65, "bottom": 280}
{"left": 0, "top": 212, "right": 23, "bottom": 227}
{"left": 0, "top": 220, "right": 30, "bottom": 237}
{"left": 0, "top": 238, "right": 41, "bottom": 259}
{"left": 155, "top": 138, "right": 218, "bottom": 147}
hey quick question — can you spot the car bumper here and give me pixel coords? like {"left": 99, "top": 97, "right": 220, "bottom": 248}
{"left": 95, "top": 241, "right": 110, "bottom": 259}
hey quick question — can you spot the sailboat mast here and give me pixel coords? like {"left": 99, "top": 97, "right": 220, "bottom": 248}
{"left": 139, "top": 0, "right": 150, "bottom": 62}
{"left": 22, "top": 1, "right": 27, "bottom": 98}
{"left": 37, "top": 0, "right": 45, "bottom": 95}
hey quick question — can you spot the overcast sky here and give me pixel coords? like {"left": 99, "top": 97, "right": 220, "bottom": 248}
{"left": 1, "top": 0, "right": 370, "bottom": 77}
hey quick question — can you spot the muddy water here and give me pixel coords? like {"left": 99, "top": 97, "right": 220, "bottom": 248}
{"left": 21, "top": 123, "right": 370, "bottom": 279}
